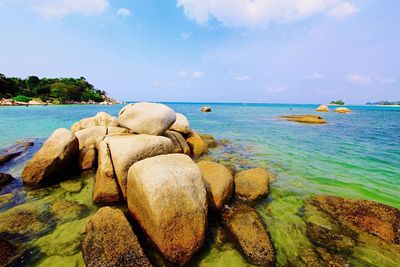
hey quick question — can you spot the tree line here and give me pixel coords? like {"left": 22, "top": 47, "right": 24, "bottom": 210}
{"left": 0, "top": 74, "right": 106, "bottom": 103}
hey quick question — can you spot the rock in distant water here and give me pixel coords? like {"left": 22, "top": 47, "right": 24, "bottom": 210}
{"left": 127, "top": 154, "right": 207, "bottom": 265}
{"left": 334, "top": 107, "right": 352, "bottom": 113}
{"left": 197, "top": 161, "right": 234, "bottom": 211}
{"left": 222, "top": 202, "right": 275, "bottom": 266}
{"left": 106, "top": 134, "right": 174, "bottom": 198}
{"left": 316, "top": 105, "right": 329, "bottom": 112}
{"left": 71, "top": 112, "right": 119, "bottom": 132}
{"left": 234, "top": 168, "right": 271, "bottom": 204}
{"left": 82, "top": 207, "right": 152, "bottom": 267}
{"left": 22, "top": 128, "right": 79, "bottom": 186}
{"left": 0, "top": 173, "right": 14, "bottom": 187}
{"left": 280, "top": 114, "right": 327, "bottom": 124}
{"left": 170, "top": 113, "right": 191, "bottom": 134}
{"left": 201, "top": 107, "right": 212, "bottom": 112}
{"left": 118, "top": 102, "right": 176, "bottom": 135}
{"left": 187, "top": 132, "right": 208, "bottom": 156}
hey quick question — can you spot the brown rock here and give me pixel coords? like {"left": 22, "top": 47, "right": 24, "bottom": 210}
{"left": 187, "top": 133, "right": 208, "bottom": 156}
{"left": 79, "top": 147, "right": 97, "bottom": 170}
{"left": 316, "top": 105, "right": 329, "bottom": 112}
{"left": 199, "top": 133, "right": 218, "bottom": 148}
{"left": 171, "top": 131, "right": 191, "bottom": 155}
{"left": 51, "top": 200, "right": 86, "bottom": 222}
{"left": 334, "top": 107, "right": 352, "bottom": 113}
{"left": 163, "top": 130, "right": 183, "bottom": 153}
{"left": 82, "top": 207, "right": 152, "bottom": 267}
{"left": 0, "top": 173, "right": 14, "bottom": 187}
{"left": 234, "top": 168, "right": 271, "bottom": 203}
{"left": 280, "top": 114, "right": 327, "bottom": 124}
{"left": 201, "top": 107, "right": 212, "bottom": 112}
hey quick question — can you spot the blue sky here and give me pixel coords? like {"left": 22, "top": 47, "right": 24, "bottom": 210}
{"left": 0, "top": 0, "right": 399, "bottom": 104}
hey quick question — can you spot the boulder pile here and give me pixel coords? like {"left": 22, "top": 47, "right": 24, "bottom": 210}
{"left": 20, "top": 102, "right": 276, "bottom": 266}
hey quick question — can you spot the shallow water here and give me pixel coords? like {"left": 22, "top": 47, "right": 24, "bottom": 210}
{"left": 0, "top": 103, "right": 399, "bottom": 266}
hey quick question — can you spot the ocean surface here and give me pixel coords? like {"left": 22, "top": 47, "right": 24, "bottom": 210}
{"left": 1, "top": 103, "right": 399, "bottom": 266}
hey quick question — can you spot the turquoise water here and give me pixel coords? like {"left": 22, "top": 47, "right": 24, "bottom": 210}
{"left": 1, "top": 103, "right": 399, "bottom": 266}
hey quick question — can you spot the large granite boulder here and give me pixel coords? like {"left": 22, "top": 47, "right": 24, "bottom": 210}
{"left": 280, "top": 114, "right": 327, "bottom": 124}
{"left": 82, "top": 207, "right": 152, "bottom": 267}
{"left": 74, "top": 126, "right": 107, "bottom": 150}
{"left": 197, "top": 161, "right": 234, "bottom": 211}
{"left": 234, "top": 168, "right": 271, "bottom": 204}
{"left": 93, "top": 141, "right": 122, "bottom": 203}
{"left": 118, "top": 102, "right": 176, "bottom": 135}
{"left": 163, "top": 131, "right": 183, "bottom": 153}
{"left": 222, "top": 202, "right": 275, "bottom": 266}
{"left": 71, "top": 112, "right": 119, "bottom": 132}
{"left": 171, "top": 131, "right": 191, "bottom": 155}
{"left": 22, "top": 128, "right": 79, "bottom": 185}
{"left": 106, "top": 135, "right": 174, "bottom": 198}
{"left": 169, "top": 113, "right": 191, "bottom": 134}
{"left": 127, "top": 154, "right": 207, "bottom": 265}
{"left": 187, "top": 132, "right": 208, "bottom": 156}
{"left": 315, "top": 105, "right": 329, "bottom": 112}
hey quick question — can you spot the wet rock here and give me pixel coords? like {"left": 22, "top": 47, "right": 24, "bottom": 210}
{"left": 51, "top": 200, "right": 86, "bottom": 222}
{"left": 171, "top": 131, "right": 191, "bottom": 155}
{"left": 127, "top": 154, "right": 207, "bottom": 265}
{"left": 297, "top": 247, "right": 348, "bottom": 267}
{"left": 0, "top": 193, "right": 14, "bottom": 206}
{"left": 234, "top": 168, "right": 271, "bottom": 204}
{"left": 82, "top": 207, "right": 152, "bottom": 267}
{"left": 71, "top": 112, "right": 119, "bottom": 132}
{"left": 280, "top": 114, "right": 327, "bottom": 124}
{"left": 118, "top": 102, "right": 176, "bottom": 135}
{"left": 0, "top": 238, "right": 19, "bottom": 266}
{"left": 0, "top": 140, "right": 33, "bottom": 165}
{"left": 79, "top": 147, "right": 97, "bottom": 170}
{"left": 334, "top": 107, "right": 352, "bottom": 113}
{"left": 187, "top": 133, "right": 208, "bottom": 157}
{"left": 316, "top": 105, "right": 329, "bottom": 112}
{"left": 199, "top": 133, "right": 218, "bottom": 148}
{"left": 93, "top": 141, "right": 122, "bottom": 203}
{"left": 163, "top": 130, "right": 183, "bottom": 153}
{"left": 22, "top": 128, "right": 79, "bottom": 186}
{"left": 170, "top": 113, "right": 191, "bottom": 134}
{"left": 106, "top": 134, "right": 174, "bottom": 198}
{"left": 60, "top": 179, "right": 83, "bottom": 193}
{"left": 0, "top": 173, "right": 14, "bottom": 187}
{"left": 222, "top": 202, "right": 275, "bottom": 266}
{"left": 201, "top": 107, "right": 212, "bottom": 112}
{"left": 197, "top": 161, "right": 234, "bottom": 211}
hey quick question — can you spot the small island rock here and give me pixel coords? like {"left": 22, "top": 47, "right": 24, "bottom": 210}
{"left": 334, "top": 107, "right": 352, "bottom": 113}
{"left": 234, "top": 168, "right": 271, "bottom": 203}
{"left": 281, "top": 114, "right": 327, "bottom": 124}
{"left": 201, "top": 107, "right": 212, "bottom": 112}
{"left": 316, "top": 105, "right": 329, "bottom": 112}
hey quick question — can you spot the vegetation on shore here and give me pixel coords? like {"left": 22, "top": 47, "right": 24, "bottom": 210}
{"left": 0, "top": 73, "right": 108, "bottom": 104}
{"left": 329, "top": 100, "right": 345, "bottom": 105}
{"left": 366, "top": 101, "right": 400, "bottom": 105}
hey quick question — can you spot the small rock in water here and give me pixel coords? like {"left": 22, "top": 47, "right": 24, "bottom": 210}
{"left": 60, "top": 179, "right": 83, "bottom": 193}
{"left": 315, "top": 105, "right": 329, "bottom": 112}
{"left": 334, "top": 107, "right": 352, "bottom": 113}
{"left": 234, "top": 168, "right": 272, "bottom": 204}
{"left": 0, "top": 173, "right": 14, "bottom": 187}
{"left": 280, "top": 114, "right": 327, "bottom": 124}
{"left": 201, "top": 107, "right": 212, "bottom": 112}
{"left": 51, "top": 200, "right": 86, "bottom": 222}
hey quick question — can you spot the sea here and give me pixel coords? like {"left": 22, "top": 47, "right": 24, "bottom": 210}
{"left": 0, "top": 103, "right": 399, "bottom": 266}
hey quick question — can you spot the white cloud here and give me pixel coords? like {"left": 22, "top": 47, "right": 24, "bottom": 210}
{"left": 192, "top": 71, "right": 203, "bottom": 78}
{"left": 234, "top": 75, "right": 251, "bottom": 81}
{"left": 117, "top": 8, "right": 131, "bottom": 17}
{"left": 178, "top": 69, "right": 188, "bottom": 76}
{"left": 327, "top": 2, "right": 358, "bottom": 19}
{"left": 303, "top": 73, "right": 324, "bottom": 79}
{"left": 33, "top": 0, "right": 109, "bottom": 18}
{"left": 177, "top": 0, "right": 358, "bottom": 28}
{"left": 348, "top": 74, "right": 372, "bottom": 85}
{"left": 180, "top": 32, "right": 192, "bottom": 39}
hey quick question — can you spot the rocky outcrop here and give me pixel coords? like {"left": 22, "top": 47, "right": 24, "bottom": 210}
{"left": 93, "top": 141, "right": 122, "bottom": 203}
{"left": 82, "top": 207, "right": 152, "bottom": 267}
{"left": 75, "top": 126, "right": 107, "bottom": 150}
{"left": 334, "top": 107, "right": 352, "bottom": 113}
{"left": 163, "top": 130, "right": 183, "bottom": 153}
{"left": 0, "top": 173, "right": 14, "bottom": 187}
{"left": 106, "top": 135, "right": 174, "bottom": 198}
{"left": 280, "top": 114, "right": 327, "bottom": 124}
{"left": 71, "top": 112, "right": 119, "bottom": 132}
{"left": 199, "top": 133, "right": 217, "bottom": 148}
{"left": 169, "top": 113, "right": 191, "bottom": 134}
{"left": 222, "top": 202, "right": 275, "bottom": 266}
{"left": 127, "top": 154, "right": 207, "bottom": 265}
{"left": 316, "top": 105, "right": 329, "bottom": 112}
{"left": 187, "top": 132, "right": 208, "bottom": 157}
{"left": 118, "top": 102, "right": 176, "bottom": 135}
{"left": 201, "top": 107, "right": 212, "bottom": 112}
{"left": 197, "top": 161, "right": 234, "bottom": 211}
{"left": 234, "top": 168, "right": 271, "bottom": 203}
{"left": 171, "top": 131, "right": 191, "bottom": 155}
{"left": 79, "top": 147, "right": 97, "bottom": 170}
{"left": 22, "top": 128, "right": 79, "bottom": 185}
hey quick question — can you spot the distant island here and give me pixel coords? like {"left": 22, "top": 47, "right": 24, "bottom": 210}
{"left": 0, "top": 73, "right": 119, "bottom": 105}
{"left": 329, "top": 100, "right": 345, "bottom": 105}
{"left": 366, "top": 101, "right": 400, "bottom": 106}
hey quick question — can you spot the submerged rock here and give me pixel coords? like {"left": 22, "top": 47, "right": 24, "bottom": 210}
{"left": 127, "top": 154, "right": 207, "bottom": 265}
{"left": 60, "top": 179, "right": 83, "bottom": 193}
{"left": 187, "top": 133, "right": 208, "bottom": 157}
{"left": 0, "top": 173, "right": 14, "bottom": 187}
{"left": 234, "top": 168, "right": 271, "bottom": 204}
{"left": 22, "top": 128, "right": 79, "bottom": 186}
{"left": 51, "top": 200, "right": 86, "bottom": 222}
{"left": 169, "top": 113, "right": 191, "bottom": 134}
{"left": 0, "top": 140, "right": 33, "bottom": 165}
{"left": 280, "top": 114, "right": 327, "bottom": 124}
{"left": 199, "top": 133, "right": 218, "bottom": 148}
{"left": 222, "top": 202, "right": 275, "bottom": 266}
{"left": 316, "top": 105, "right": 329, "bottom": 112}
{"left": 82, "top": 207, "right": 152, "bottom": 267}
{"left": 118, "top": 102, "right": 176, "bottom": 135}
{"left": 334, "top": 107, "right": 352, "bottom": 113}
{"left": 201, "top": 107, "right": 212, "bottom": 112}
{"left": 197, "top": 161, "right": 234, "bottom": 211}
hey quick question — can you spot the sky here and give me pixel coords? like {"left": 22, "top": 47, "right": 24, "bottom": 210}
{"left": 0, "top": 0, "right": 399, "bottom": 104}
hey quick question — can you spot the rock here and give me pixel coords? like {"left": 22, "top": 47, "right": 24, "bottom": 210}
{"left": 169, "top": 113, "right": 191, "bottom": 134}
{"left": 0, "top": 193, "right": 14, "bottom": 206}
{"left": 222, "top": 202, "right": 275, "bottom": 266}
{"left": 280, "top": 114, "right": 327, "bottom": 124}
{"left": 316, "top": 105, "right": 329, "bottom": 112}
{"left": 93, "top": 141, "right": 122, "bottom": 203}
{"left": 108, "top": 126, "right": 130, "bottom": 135}
{"left": 199, "top": 133, "right": 218, "bottom": 148}
{"left": 171, "top": 131, "right": 191, "bottom": 155}
{"left": 22, "top": 128, "right": 79, "bottom": 186}
{"left": 163, "top": 130, "right": 183, "bottom": 153}
{"left": 0, "top": 238, "right": 19, "bottom": 266}
{"left": 127, "top": 154, "right": 207, "bottom": 265}
{"left": 75, "top": 126, "right": 107, "bottom": 150}
{"left": 334, "top": 107, "right": 352, "bottom": 113}
{"left": 197, "top": 161, "right": 234, "bottom": 210}
{"left": 60, "top": 179, "right": 83, "bottom": 193}
{"left": 71, "top": 112, "right": 119, "bottom": 132}
{"left": 187, "top": 133, "right": 208, "bottom": 156}
{"left": 118, "top": 102, "right": 176, "bottom": 135}
{"left": 51, "top": 200, "right": 86, "bottom": 222}
{"left": 201, "top": 107, "right": 212, "bottom": 112}
{"left": 234, "top": 168, "right": 271, "bottom": 203}
{"left": 79, "top": 147, "right": 97, "bottom": 170}
{"left": 82, "top": 207, "right": 152, "bottom": 267}
{"left": 0, "top": 173, "right": 14, "bottom": 187}
{"left": 297, "top": 247, "right": 348, "bottom": 267}
{"left": 0, "top": 140, "right": 33, "bottom": 165}
{"left": 106, "top": 134, "right": 174, "bottom": 198}
{"left": 221, "top": 163, "right": 236, "bottom": 176}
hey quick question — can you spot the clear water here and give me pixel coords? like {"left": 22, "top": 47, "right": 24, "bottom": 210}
{"left": 1, "top": 103, "right": 399, "bottom": 266}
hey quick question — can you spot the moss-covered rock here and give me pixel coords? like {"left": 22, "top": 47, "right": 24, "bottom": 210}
{"left": 60, "top": 179, "right": 83, "bottom": 193}
{"left": 51, "top": 200, "right": 86, "bottom": 222}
